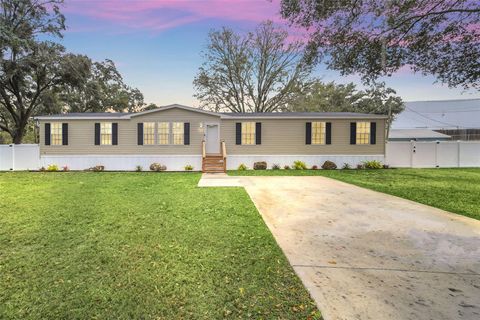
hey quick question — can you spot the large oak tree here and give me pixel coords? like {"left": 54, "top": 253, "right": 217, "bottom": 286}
{"left": 281, "top": 0, "right": 480, "bottom": 89}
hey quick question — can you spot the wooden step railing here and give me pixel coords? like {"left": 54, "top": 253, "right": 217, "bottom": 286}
{"left": 202, "top": 140, "right": 206, "bottom": 172}
{"left": 221, "top": 140, "right": 227, "bottom": 172}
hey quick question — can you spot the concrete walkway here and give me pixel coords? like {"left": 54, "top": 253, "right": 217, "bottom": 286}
{"left": 198, "top": 174, "right": 480, "bottom": 320}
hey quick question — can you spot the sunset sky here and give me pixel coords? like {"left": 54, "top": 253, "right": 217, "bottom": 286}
{"left": 61, "top": 0, "right": 480, "bottom": 106}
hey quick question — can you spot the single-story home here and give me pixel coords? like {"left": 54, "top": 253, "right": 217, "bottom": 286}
{"left": 34, "top": 104, "right": 387, "bottom": 172}
{"left": 388, "top": 129, "right": 451, "bottom": 142}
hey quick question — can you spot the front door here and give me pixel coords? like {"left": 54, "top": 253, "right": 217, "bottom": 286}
{"left": 205, "top": 124, "right": 220, "bottom": 154}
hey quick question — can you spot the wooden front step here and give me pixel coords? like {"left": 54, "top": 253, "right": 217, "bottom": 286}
{"left": 203, "top": 155, "right": 226, "bottom": 173}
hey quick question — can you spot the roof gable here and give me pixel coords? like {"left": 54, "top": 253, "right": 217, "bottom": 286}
{"left": 129, "top": 104, "right": 221, "bottom": 118}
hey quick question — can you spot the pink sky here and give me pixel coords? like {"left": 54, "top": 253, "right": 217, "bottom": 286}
{"left": 66, "top": 0, "right": 284, "bottom": 32}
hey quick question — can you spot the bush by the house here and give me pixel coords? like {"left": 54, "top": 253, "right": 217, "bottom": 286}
{"left": 342, "top": 163, "right": 351, "bottom": 170}
{"left": 293, "top": 160, "right": 307, "bottom": 170}
{"left": 283, "top": 165, "right": 291, "bottom": 170}
{"left": 271, "top": 163, "right": 281, "bottom": 170}
{"left": 363, "top": 160, "right": 383, "bottom": 169}
{"left": 46, "top": 164, "right": 59, "bottom": 172}
{"left": 321, "top": 160, "right": 337, "bottom": 170}
{"left": 311, "top": 165, "right": 318, "bottom": 170}
{"left": 357, "top": 163, "right": 365, "bottom": 170}
{"left": 90, "top": 165, "right": 105, "bottom": 172}
{"left": 135, "top": 165, "right": 142, "bottom": 172}
{"left": 184, "top": 164, "right": 194, "bottom": 171}
{"left": 39, "top": 166, "right": 46, "bottom": 172}
{"left": 62, "top": 165, "right": 69, "bottom": 172}
{"left": 237, "top": 163, "right": 248, "bottom": 171}
{"left": 150, "top": 163, "right": 166, "bottom": 172}
{"left": 383, "top": 164, "right": 390, "bottom": 169}
{"left": 253, "top": 161, "right": 267, "bottom": 170}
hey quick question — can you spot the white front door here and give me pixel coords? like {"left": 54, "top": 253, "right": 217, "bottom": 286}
{"left": 205, "top": 124, "right": 220, "bottom": 154}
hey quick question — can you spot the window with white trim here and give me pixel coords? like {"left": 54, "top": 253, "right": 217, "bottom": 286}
{"left": 241, "top": 122, "right": 255, "bottom": 145}
{"left": 356, "top": 122, "right": 370, "bottom": 144}
{"left": 143, "top": 122, "right": 155, "bottom": 145}
{"left": 100, "top": 122, "right": 112, "bottom": 145}
{"left": 312, "top": 122, "right": 326, "bottom": 144}
{"left": 157, "top": 122, "right": 170, "bottom": 145}
{"left": 172, "top": 122, "right": 184, "bottom": 145}
{"left": 51, "top": 123, "right": 62, "bottom": 145}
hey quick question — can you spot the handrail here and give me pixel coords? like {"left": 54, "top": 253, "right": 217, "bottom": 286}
{"left": 202, "top": 140, "right": 206, "bottom": 172}
{"left": 221, "top": 140, "right": 227, "bottom": 172}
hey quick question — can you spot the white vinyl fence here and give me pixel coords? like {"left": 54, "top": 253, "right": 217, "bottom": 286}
{"left": 386, "top": 141, "right": 480, "bottom": 168}
{"left": 1, "top": 142, "right": 480, "bottom": 171}
{"left": 0, "top": 144, "right": 40, "bottom": 171}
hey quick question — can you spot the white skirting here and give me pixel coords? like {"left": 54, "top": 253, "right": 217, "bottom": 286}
{"left": 226, "top": 155, "right": 385, "bottom": 170}
{"left": 40, "top": 155, "right": 203, "bottom": 171}
{"left": 40, "top": 154, "right": 385, "bottom": 171}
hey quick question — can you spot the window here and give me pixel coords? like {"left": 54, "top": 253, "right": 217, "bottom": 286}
{"left": 241, "top": 122, "right": 255, "bottom": 145}
{"left": 51, "top": 123, "right": 62, "bottom": 145}
{"left": 172, "top": 122, "right": 184, "bottom": 145}
{"left": 356, "top": 122, "right": 370, "bottom": 144}
{"left": 143, "top": 122, "right": 155, "bottom": 145}
{"left": 157, "top": 122, "right": 170, "bottom": 145}
{"left": 100, "top": 122, "right": 112, "bottom": 145}
{"left": 312, "top": 122, "right": 326, "bottom": 144}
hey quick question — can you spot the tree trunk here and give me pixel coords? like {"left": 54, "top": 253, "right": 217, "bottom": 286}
{"left": 12, "top": 127, "right": 25, "bottom": 144}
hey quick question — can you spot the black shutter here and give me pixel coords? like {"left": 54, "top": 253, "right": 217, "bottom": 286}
{"left": 44, "top": 123, "right": 51, "bottom": 145}
{"left": 350, "top": 122, "right": 356, "bottom": 145}
{"left": 112, "top": 123, "right": 118, "bottom": 145}
{"left": 184, "top": 122, "right": 190, "bottom": 145}
{"left": 255, "top": 122, "right": 262, "bottom": 145}
{"left": 235, "top": 123, "right": 242, "bottom": 145}
{"left": 326, "top": 122, "right": 332, "bottom": 145}
{"left": 62, "top": 123, "right": 68, "bottom": 145}
{"left": 137, "top": 123, "right": 143, "bottom": 145}
{"left": 370, "top": 122, "right": 376, "bottom": 145}
{"left": 94, "top": 123, "right": 100, "bottom": 145}
{"left": 305, "top": 122, "right": 311, "bottom": 145}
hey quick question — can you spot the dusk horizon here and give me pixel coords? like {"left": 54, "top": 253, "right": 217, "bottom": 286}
{"left": 61, "top": 0, "right": 480, "bottom": 107}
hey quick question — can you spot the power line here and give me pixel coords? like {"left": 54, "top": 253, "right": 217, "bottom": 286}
{"left": 404, "top": 106, "right": 465, "bottom": 128}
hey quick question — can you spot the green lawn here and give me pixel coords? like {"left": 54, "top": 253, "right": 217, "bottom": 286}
{"left": 229, "top": 168, "right": 480, "bottom": 220}
{"left": 0, "top": 172, "right": 320, "bottom": 319}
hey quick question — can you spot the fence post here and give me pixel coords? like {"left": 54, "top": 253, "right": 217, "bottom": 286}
{"left": 9, "top": 144, "right": 14, "bottom": 171}
{"left": 457, "top": 140, "right": 461, "bottom": 167}
{"left": 410, "top": 140, "right": 415, "bottom": 168}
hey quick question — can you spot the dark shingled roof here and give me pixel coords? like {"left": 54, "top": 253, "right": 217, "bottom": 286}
{"left": 40, "top": 112, "right": 131, "bottom": 118}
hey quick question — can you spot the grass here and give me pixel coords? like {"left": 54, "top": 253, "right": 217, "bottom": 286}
{"left": 229, "top": 168, "right": 480, "bottom": 220}
{"left": 0, "top": 172, "right": 320, "bottom": 319}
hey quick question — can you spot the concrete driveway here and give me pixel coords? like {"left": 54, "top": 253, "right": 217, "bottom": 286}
{"left": 239, "top": 176, "right": 480, "bottom": 320}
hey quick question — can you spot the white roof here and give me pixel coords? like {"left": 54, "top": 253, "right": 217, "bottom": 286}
{"left": 392, "top": 99, "right": 480, "bottom": 130}
{"left": 389, "top": 129, "right": 451, "bottom": 139}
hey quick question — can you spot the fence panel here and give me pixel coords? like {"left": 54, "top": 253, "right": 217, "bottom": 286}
{"left": 386, "top": 141, "right": 480, "bottom": 168}
{"left": 0, "top": 144, "right": 40, "bottom": 171}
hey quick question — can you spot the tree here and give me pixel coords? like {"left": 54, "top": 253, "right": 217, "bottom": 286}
{"left": 194, "top": 21, "right": 314, "bottom": 113}
{"left": 0, "top": 0, "right": 146, "bottom": 143}
{"left": 286, "top": 80, "right": 404, "bottom": 136}
{"left": 0, "top": 0, "right": 65, "bottom": 143}
{"left": 280, "top": 0, "right": 480, "bottom": 89}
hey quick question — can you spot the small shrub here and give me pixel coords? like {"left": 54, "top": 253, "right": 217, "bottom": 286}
{"left": 39, "top": 166, "right": 46, "bottom": 172}
{"left": 184, "top": 164, "right": 194, "bottom": 171}
{"left": 253, "top": 161, "right": 267, "bottom": 170}
{"left": 283, "top": 165, "right": 291, "bottom": 170}
{"left": 311, "top": 165, "right": 318, "bottom": 170}
{"left": 342, "top": 163, "right": 351, "bottom": 170}
{"left": 363, "top": 160, "right": 383, "bottom": 169}
{"left": 150, "top": 163, "right": 166, "bottom": 172}
{"left": 356, "top": 163, "right": 365, "bottom": 170}
{"left": 271, "top": 163, "right": 281, "bottom": 170}
{"left": 321, "top": 160, "right": 337, "bottom": 170}
{"left": 382, "top": 164, "right": 390, "bottom": 169}
{"left": 62, "top": 165, "right": 69, "bottom": 172}
{"left": 293, "top": 160, "right": 307, "bottom": 170}
{"left": 46, "top": 164, "right": 59, "bottom": 172}
{"left": 135, "top": 165, "right": 142, "bottom": 172}
{"left": 90, "top": 165, "right": 105, "bottom": 172}
{"left": 237, "top": 163, "right": 248, "bottom": 171}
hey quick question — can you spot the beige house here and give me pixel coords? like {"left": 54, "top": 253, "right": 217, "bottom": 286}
{"left": 35, "top": 104, "right": 387, "bottom": 172}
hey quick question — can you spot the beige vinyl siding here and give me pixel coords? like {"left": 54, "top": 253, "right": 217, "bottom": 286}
{"left": 221, "top": 119, "right": 385, "bottom": 155}
{"left": 39, "top": 108, "right": 219, "bottom": 155}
